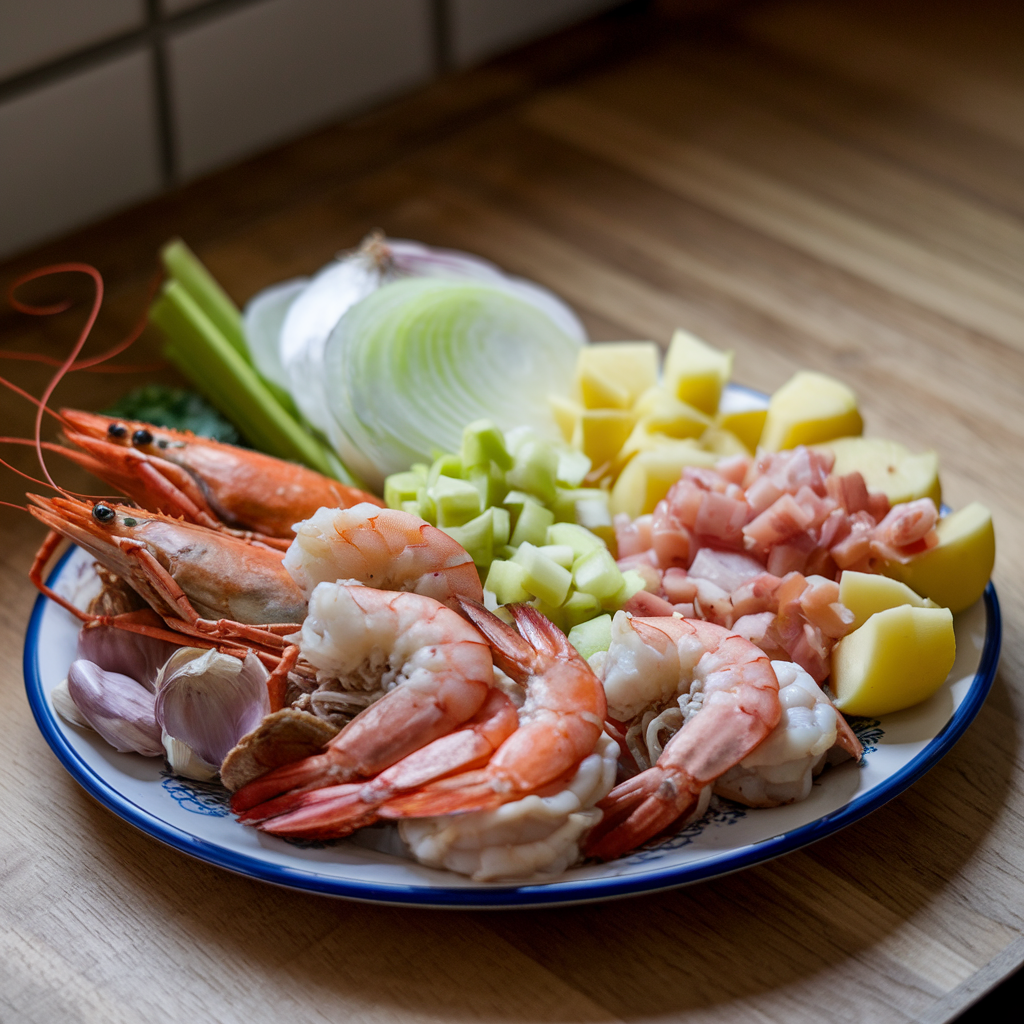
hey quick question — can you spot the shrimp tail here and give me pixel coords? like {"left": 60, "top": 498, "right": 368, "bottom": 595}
{"left": 583, "top": 767, "right": 701, "bottom": 862}
{"left": 457, "top": 599, "right": 584, "bottom": 679}
{"left": 248, "top": 783, "right": 378, "bottom": 839}
{"left": 230, "top": 751, "right": 344, "bottom": 812}
{"left": 377, "top": 769, "right": 504, "bottom": 818}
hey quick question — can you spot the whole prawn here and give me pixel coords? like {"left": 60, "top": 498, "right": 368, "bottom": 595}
{"left": 584, "top": 615, "right": 781, "bottom": 861}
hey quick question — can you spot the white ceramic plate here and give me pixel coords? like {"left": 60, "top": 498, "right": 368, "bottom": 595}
{"left": 24, "top": 543, "right": 1001, "bottom": 908}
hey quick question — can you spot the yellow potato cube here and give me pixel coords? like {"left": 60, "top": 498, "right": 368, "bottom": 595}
{"left": 699, "top": 424, "right": 750, "bottom": 458}
{"left": 715, "top": 387, "right": 768, "bottom": 452}
{"left": 817, "top": 436, "right": 941, "bottom": 507}
{"left": 838, "top": 570, "right": 935, "bottom": 631}
{"left": 548, "top": 395, "right": 582, "bottom": 443}
{"left": 663, "top": 329, "right": 733, "bottom": 415}
{"left": 760, "top": 370, "right": 863, "bottom": 451}
{"left": 572, "top": 408, "right": 638, "bottom": 471}
{"left": 609, "top": 440, "right": 716, "bottom": 518}
{"left": 831, "top": 605, "right": 955, "bottom": 717}
{"left": 882, "top": 502, "right": 995, "bottom": 614}
{"left": 575, "top": 342, "right": 661, "bottom": 409}
{"left": 633, "top": 387, "right": 711, "bottom": 437}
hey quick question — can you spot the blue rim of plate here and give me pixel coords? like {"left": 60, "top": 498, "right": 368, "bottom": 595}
{"left": 24, "top": 543, "right": 1001, "bottom": 909}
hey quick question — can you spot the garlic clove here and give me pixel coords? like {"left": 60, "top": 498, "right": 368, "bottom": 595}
{"left": 162, "top": 734, "right": 220, "bottom": 782}
{"left": 51, "top": 678, "right": 94, "bottom": 730}
{"left": 155, "top": 650, "right": 270, "bottom": 768}
{"left": 66, "top": 660, "right": 164, "bottom": 756}
{"left": 77, "top": 624, "right": 180, "bottom": 692}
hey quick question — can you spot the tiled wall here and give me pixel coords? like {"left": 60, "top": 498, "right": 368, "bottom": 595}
{"left": 0, "top": 0, "right": 622, "bottom": 260}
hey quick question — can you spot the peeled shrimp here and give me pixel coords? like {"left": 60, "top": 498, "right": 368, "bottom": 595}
{"left": 283, "top": 504, "right": 483, "bottom": 608}
{"left": 377, "top": 601, "right": 607, "bottom": 819}
{"left": 584, "top": 615, "right": 780, "bottom": 861}
{"left": 399, "top": 732, "right": 619, "bottom": 882}
{"left": 231, "top": 582, "right": 493, "bottom": 812}
{"left": 714, "top": 660, "right": 862, "bottom": 807}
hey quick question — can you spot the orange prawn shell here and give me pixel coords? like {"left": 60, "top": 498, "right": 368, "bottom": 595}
{"left": 60, "top": 409, "right": 383, "bottom": 538}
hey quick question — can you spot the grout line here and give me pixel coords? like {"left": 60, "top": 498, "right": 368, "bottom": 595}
{"left": 431, "top": 0, "right": 454, "bottom": 74}
{"left": 0, "top": 0, "right": 255, "bottom": 106}
{"left": 146, "top": 0, "right": 177, "bottom": 188}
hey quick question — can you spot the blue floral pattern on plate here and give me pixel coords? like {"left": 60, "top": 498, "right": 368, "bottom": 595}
{"left": 161, "top": 775, "right": 231, "bottom": 817}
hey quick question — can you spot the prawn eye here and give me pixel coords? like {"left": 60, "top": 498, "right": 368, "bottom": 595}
{"left": 107, "top": 423, "right": 128, "bottom": 439}
{"left": 132, "top": 428, "right": 153, "bottom": 446}
{"left": 92, "top": 503, "right": 116, "bottom": 523}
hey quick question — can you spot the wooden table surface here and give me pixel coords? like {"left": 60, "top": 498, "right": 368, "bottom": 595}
{"left": 2, "top": 1, "right": 1022, "bottom": 1021}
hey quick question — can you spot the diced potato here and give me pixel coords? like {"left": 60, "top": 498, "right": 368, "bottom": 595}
{"left": 663, "top": 329, "right": 733, "bottom": 415}
{"left": 882, "top": 502, "right": 995, "bottom": 614}
{"left": 579, "top": 367, "right": 632, "bottom": 410}
{"left": 815, "top": 436, "right": 941, "bottom": 507}
{"left": 548, "top": 395, "right": 582, "bottom": 443}
{"left": 609, "top": 441, "right": 717, "bottom": 518}
{"left": 572, "top": 408, "right": 638, "bottom": 470}
{"left": 699, "top": 424, "right": 750, "bottom": 457}
{"left": 634, "top": 387, "right": 711, "bottom": 437}
{"left": 838, "top": 570, "right": 935, "bottom": 631}
{"left": 715, "top": 389, "right": 768, "bottom": 453}
{"left": 760, "top": 371, "right": 863, "bottom": 451}
{"left": 831, "top": 605, "right": 956, "bottom": 716}
{"left": 575, "top": 342, "right": 660, "bottom": 409}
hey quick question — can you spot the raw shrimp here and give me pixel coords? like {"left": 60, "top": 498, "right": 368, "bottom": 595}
{"left": 283, "top": 504, "right": 483, "bottom": 608}
{"left": 235, "top": 687, "right": 518, "bottom": 837}
{"left": 57, "top": 409, "right": 383, "bottom": 546}
{"left": 376, "top": 601, "right": 607, "bottom": 819}
{"left": 714, "top": 660, "right": 863, "bottom": 807}
{"left": 399, "top": 732, "right": 619, "bottom": 882}
{"left": 28, "top": 494, "right": 306, "bottom": 628}
{"left": 584, "top": 615, "right": 780, "bottom": 861}
{"left": 230, "top": 582, "right": 494, "bottom": 812}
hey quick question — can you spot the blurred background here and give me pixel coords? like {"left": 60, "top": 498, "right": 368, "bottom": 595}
{"left": 0, "top": 0, "right": 729, "bottom": 260}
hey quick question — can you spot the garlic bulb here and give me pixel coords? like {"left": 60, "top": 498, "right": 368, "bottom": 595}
{"left": 155, "top": 649, "right": 270, "bottom": 769}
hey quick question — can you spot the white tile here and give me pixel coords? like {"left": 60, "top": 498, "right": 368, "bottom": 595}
{"left": 447, "top": 0, "right": 622, "bottom": 68}
{"left": 0, "top": 0, "right": 145, "bottom": 82}
{"left": 0, "top": 49, "right": 162, "bottom": 259}
{"left": 167, "top": 0, "right": 434, "bottom": 180}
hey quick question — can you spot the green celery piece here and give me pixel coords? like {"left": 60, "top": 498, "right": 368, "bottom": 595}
{"left": 151, "top": 281, "right": 342, "bottom": 479}
{"left": 161, "top": 239, "right": 247, "bottom": 358}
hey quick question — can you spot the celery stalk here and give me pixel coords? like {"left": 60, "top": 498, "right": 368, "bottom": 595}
{"left": 160, "top": 239, "right": 248, "bottom": 359}
{"left": 150, "top": 281, "right": 345, "bottom": 479}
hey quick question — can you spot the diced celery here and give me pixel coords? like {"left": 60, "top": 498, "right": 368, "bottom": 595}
{"left": 441, "top": 507, "right": 499, "bottom": 568}
{"left": 410, "top": 462, "right": 430, "bottom": 482}
{"left": 568, "top": 614, "right": 613, "bottom": 660}
{"left": 430, "top": 475, "right": 481, "bottom": 527}
{"left": 385, "top": 470, "right": 423, "bottom": 509}
{"left": 574, "top": 496, "right": 614, "bottom": 547}
{"left": 529, "top": 598, "right": 568, "bottom": 633}
{"left": 604, "top": 568, "right": 648, "bottom": 610}
{"left": 538, "top": 544, "right": 575, "bottom": 570}
{"left": 552, "top": 487, "right": 608, "bottom": 523}
{"left": 502, "top": 490, "right": 533, "bottom": 515}
{"left": 512, "top": 543, "right": 573, "bottom": 606}
{"left": 490, "top": 506, "right": 511, "bottom": 548}
{"left": 547, "top": 522, "right": 606, "bottom": 558}
{"left": 506, "top": 439, "right": 558, "bottom": 505}
{"left": 467, "top": 464, "right": 507, "bottom": 509}
{"left": 428, "top": 452, "right": 463, "bottom": 486}
{"left": 556, "top": 448, "right": 591, "bottom": 488}
{"left": 562, "top": 590, "right": 603, "bottom": 629}
{"left": 415, "top": 488, "right": 437, "bottom": 525}
{"left": 400, "top": 499, "right": 422, "bottom": 517}
{"left": 484, "top": 559, "right": 531, "bottom": 605}
{"left": 510, "top": 497, "right": 555, "bottom": 548}
{"left": 461, "top": 419, "right": 513, "bottom": 471}
{"left": 572, "top": 547, "right": 624, "bottom": 601}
